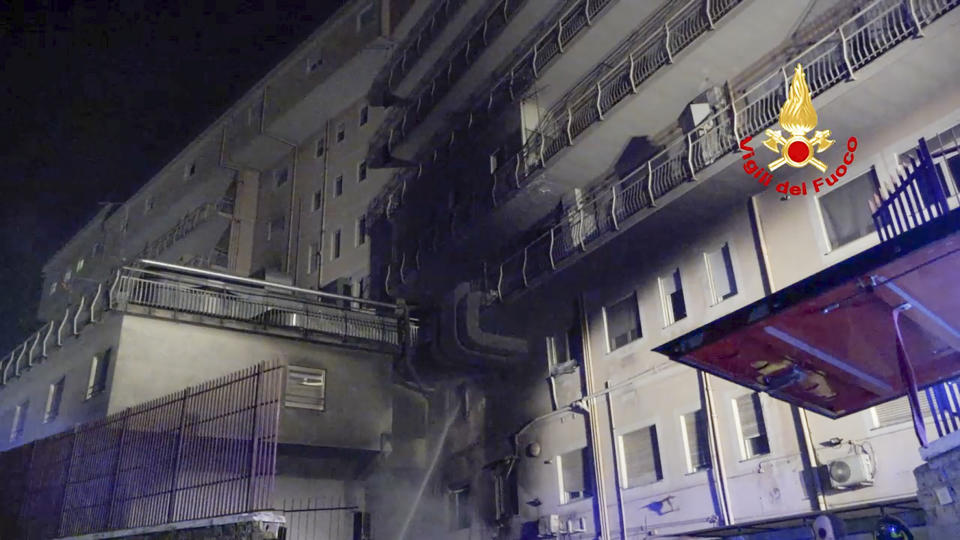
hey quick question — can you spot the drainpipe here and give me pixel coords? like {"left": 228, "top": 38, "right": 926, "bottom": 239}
{"left": 700, "top": 371, "right": 733, "bottom": 526}
{"left": 317, "top": 119, "right": 331, "bottom": 288}
{"left": 578, "top": 292, "right": 613, "bottom": 539}
{"left": 604, "top": 381, "right": 628, "bottom": 539}
{"left": 261, "top": 85, "right": 300, "bottom": 278}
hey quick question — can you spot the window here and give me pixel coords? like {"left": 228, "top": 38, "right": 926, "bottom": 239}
{"left": 44, "top": 377, "right": 65, "bottom": 423}
{"left": 144, "top": 196, "right": 155, "bottom": 215}
{"left": 546, "top": 323, "right": 583, "bottom": 370}
{"left": 75, "top": 258, "right": 85, "bottom": 273}
{"left": 312, "top": 190, "right": 323, "bottom": 212}
{"left": 63, "top": 269, "right": 72, "bottom": 283}
{"left": 91, "top": 242, "right": 105, "bottom": 257}
{"left": 705, "top": 243, "right": 737, "bottom": 304}
{"left": 558, "top": 448, "right": 590, "bottom": 503}
{"left": 184, "top": 161, "right": 196, "bottom": 180}
{"left": 873, "top": 394, "right": 933, "bottom": 428}
{"left": 448, "top": 487, "right": 471, "bottom": 530}
{"left": 604, "top": 293, "right": 641, "bottom": 351}
{"left": 660, "top": 268, "right": 687, "bottom": 325}
{"left": 819, "top": 168, "right": 879, "bottom": 250}
{"left": 334, "top": 175, "right": 344, "bottom": 197}
{"left": 336, "top": 122, "right": 345, "bottom": 143}
{"left": 285, "top": 366, "right": 326, "bottom": 410}
{"left": 619, "top": 426, "right": 663, "bottom": 488}
{"left": 680, "top": 410, "right": 711, "bottom": 473}
{"left": 359, "top": 105, "right": 369, "bottom": 127}
{"left": 10, "top": 400, "right": 28, "bottom": 442}
{"left": 49, "top": 282, "right": 57, "bottom": 296}
{"left": 332, "top": 229, "right": 341, "bottom": 260}
{"left": 489, "top": 148, "right": 504, "bottom": 174}
{"left": 305, "top": 53, "right": 323, "bottom": 74}
{"left": 266, "top": 217, "right": 285, "bottom": 242}
{"left": 307, "top": 242, "right": 320, "bottom": 274}
{"left": 356, "top": 3, "right": 375, "bottom": 32}
{"left": 358, "top": 160, "right": 367, "bottom": 182}
{"left": 734, "top": 393, "right": 770, "bottom": 459}
{"left": 356, "top": 215, "right": 367, "bottom": 246}
{"left": 274, "top": 167, "right": 289, "bottom": 188}
{"left": 86, "top": 349, "right": 112, "bottom": 399}
{"left": 315, "top": 137, "right": 325, "bottom": 158}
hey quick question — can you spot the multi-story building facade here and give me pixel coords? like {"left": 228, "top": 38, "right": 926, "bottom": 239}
{"left": 3, "top": 0, "right": 960, "bottom": 539}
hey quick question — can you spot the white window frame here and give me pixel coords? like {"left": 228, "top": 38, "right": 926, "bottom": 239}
{"left": 44, "top": 377, "right": 65, "bottom": 423}
{"left": 331, "top": 229, "right": 342, "bottom": 260}
{"left": 556, "top": 448, "right": 588, "bottom": 504}
{"left": 732, "top": 393, "right": 770, "bottom": 461}
{"left": 356, "top": 215, "right": 367, "bottom": 247}
{"left": 704, "top": 242, "right": 737, "bottom": 305}
{"left": 359, "top": 105, "right": 369, "bottom": 127}
{"left": 307, "top": 242, "right": 319, "bottom": 275}
{"left": 10, "top": 400, "right": 28, "bottom": 442}
{"left": 76, "top": 258, "right": 85, "bottom": 273}
{"left": 86, "top": 350, "right": 111, "bottom": 400}
{"left": 49, "top": 282, "right": 57, "bottom": 296}
{"left": 679, "top": 409, "right": 710, "bottom": 474}
{"left": 616, "top": 424, "right": 663, "bottom": 489}
{"left": 659, "top": 268, "right": 687, "bottom": 327}
{"left": 602, "top": 292, "right": 642, "bottom": 353}
{"left": 357, "top": 160, "right": 367, "bottom": 182}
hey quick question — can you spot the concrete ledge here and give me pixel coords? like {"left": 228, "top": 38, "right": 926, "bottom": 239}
{"left": 921, "top": 429, "right": 960, "bottom": 462}
{"left": 58, "top": 512, "right": 286, "bottom": 540}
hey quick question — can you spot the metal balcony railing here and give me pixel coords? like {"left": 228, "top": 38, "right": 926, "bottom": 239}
{"left": 492, "top": 0, "right": 741, "bottom": 203}
{"left": 376, "top": 0, "right": 532, "bottom": 156}
{"left": 1, "top": 262, "right": 417, "bottom": 391}
{"left": 475, "top": 0, "right": 959, "bottom": 300}
{"left": 135, "top": 201, "right": 222, "bottom": 261}
{"left": 110, "top": 264, "right": 410, "bottom": 347}
{"left": 374, "top": 0, "right": 741, "bottom": 266}
{"left": 380, "top": 0, "right": 470, "bottom": 93}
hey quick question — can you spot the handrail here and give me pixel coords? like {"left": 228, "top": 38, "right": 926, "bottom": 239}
{"left": 483, "top": 0, "right": 958, "bottom": 300}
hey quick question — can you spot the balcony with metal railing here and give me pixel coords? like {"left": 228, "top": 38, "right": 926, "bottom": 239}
{"left": 370, "top": 0, "right": 472, "bottom": 103}
{"left": 475, "top": 0, "right": 960, "bottom": 301}
{"left": 2, "top": 261, "right": 417, "bottom": 391}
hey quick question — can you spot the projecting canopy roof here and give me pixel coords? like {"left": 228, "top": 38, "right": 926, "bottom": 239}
{"left": 655, "top": 211, "right": 960, "bottom": 419}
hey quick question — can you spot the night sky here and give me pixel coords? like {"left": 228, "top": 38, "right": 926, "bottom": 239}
{"left": 0, "top": 1, "right": 345, "bottom": 352}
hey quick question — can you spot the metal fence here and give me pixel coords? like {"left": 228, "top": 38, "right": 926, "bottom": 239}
{"left": 872, "top": 138, "right": 950, "bottom": 242}
{"left": 0, "top": 361, "right": 284, "bottom": 540}
{"left": 478, "top": 0, "right": 959, "bottom": 300}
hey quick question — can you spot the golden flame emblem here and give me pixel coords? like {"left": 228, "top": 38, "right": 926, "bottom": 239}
{"left": 763, "top": 64, "right": 834, "bottom": 172}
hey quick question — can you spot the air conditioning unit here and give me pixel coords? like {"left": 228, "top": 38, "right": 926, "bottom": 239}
{"left": 828, "top": 453, "right": 875, "bottom": 489}
{"left": 538, "top": 514, "right": 561, "bottom": 537}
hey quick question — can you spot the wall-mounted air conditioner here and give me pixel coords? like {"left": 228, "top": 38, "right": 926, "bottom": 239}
{"left": 537, "top": 514, "right": 561, "bottom": 537}
{"left": 828, "top": 453, "right": 875, "bottom": 489}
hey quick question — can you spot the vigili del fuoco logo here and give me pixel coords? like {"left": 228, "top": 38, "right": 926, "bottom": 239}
{"left": 739, "top": 64, "right": 859, "bottom": 196}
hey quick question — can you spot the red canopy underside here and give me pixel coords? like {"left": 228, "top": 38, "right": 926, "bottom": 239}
{"left": 664, "top": 231, "right": 960, "bottom": 418}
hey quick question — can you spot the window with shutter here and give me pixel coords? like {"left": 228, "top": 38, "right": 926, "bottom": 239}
{"left": 448, "top": 487, "right": 471, "bottom": 530}
{"left": 734, "top": 393, "right": 770, "bottom": 459}
{"left": 558, "top": 448, "right": 589, "bottom": 502}
{"left": 10, "top": 400, "right": 29, "bottom": 442}
{"left": 619, "top": 425, "right": 663, "bottom": 488}
{"left": 706, "top": 243, "right": 738, "bottom": 304}
{"left": 285, "top": 366, "right": 326, "bottom": 410}
{"left": 681, "top": 410, "right": 711, "bottom": 472}
{"left": 660, "top": 269, "right": 687, "bottom": 325}
{"left": 873, "top": 394, "right": 933, "bottom": 428}
{"left": 604, "top": 293, "right": 642, "bottom": 351}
